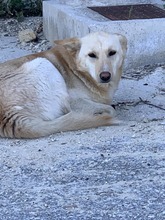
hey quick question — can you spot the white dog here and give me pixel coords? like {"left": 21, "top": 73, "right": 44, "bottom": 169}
{"left": 0, "top": 32, "right": 127, "bottom": 138}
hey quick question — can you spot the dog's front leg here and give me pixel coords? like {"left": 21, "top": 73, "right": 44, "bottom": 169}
{"left": 70, "top": 98, "right": 115, "bottom": 117}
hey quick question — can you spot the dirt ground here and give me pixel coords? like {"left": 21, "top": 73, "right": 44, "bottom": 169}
{"left": 0, "top": 17, "right": 165, "bottom": 220}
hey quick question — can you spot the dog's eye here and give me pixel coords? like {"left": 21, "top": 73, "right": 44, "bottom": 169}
{"left": 88, "top": 53, "right": 97, "bottom": 58}
{"left": 108, "top": 50, "right": 116, "bottom": 56}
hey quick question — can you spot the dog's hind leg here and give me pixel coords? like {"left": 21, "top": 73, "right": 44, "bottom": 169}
{"left": 0, "top": 111, "right": 116, "bottom": 139}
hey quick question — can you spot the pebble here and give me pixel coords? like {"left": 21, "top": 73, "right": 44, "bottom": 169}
{"left": 159, "top": 120, "right": 165, "bottom": 125}
{"left": 18, "top": 29, "right": 37, "bottom": 43}
{"left": 142, "top": 118, "right": 149, "bottom": 123}
{"left": 131, "top": 134, "right": 136, "bottom": 138}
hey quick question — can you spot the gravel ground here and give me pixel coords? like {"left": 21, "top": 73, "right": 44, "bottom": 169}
{"left": 0, "top": 17, "right": 165, "bottom": 220}
{"left": 0, "top": 17, "right": 51, "bottom": 53}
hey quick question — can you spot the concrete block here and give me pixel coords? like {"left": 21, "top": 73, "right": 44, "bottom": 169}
{"left": 43, "top": 0, "right": 165, "bottom": 69}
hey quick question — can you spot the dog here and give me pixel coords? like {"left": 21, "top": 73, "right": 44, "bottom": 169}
{"left": 0, "top": 31, "right": 127, "bottom": 138}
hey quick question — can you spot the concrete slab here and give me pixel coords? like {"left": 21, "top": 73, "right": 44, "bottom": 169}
{"left": 43, "top": 0, "right": 165, "bottom": 69}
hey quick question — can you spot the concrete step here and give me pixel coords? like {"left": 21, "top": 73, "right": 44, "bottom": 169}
{"left": 43, "top": 0, "right": 165, "bottom": 69}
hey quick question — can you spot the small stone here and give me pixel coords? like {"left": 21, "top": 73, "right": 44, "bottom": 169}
{"left": 40, "top": 40, "right": 47, "bottom": 45}
{"left": 18, "top": 29, "right": 36, "bottom": 43}
{"left": 131, "top": 134, "right": 136, "bottom": 138}
{"left": 51, "top": 138, "right": 57, "bottom": 142}
{"left": 160, "top": 120, "right": 165, "bottom": 125}
{"left": 34, "top": 44, "right": 40, "bottom": 50}
{"left": 21, "top": 42, "right": 26, "bottom": 47}
{"left": 143, "top": 118, "right": 149, "bottom": 123}
{"left": 2, "top": 32, "right": 9, "bottom": 37}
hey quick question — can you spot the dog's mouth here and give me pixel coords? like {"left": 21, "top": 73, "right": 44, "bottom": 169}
{"left": 99, "top": 71, "right": 111, "bottom": 83}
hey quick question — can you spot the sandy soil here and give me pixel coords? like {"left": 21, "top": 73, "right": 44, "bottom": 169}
{"left": 0, "top": 18, "right": 165, "bottom": 219}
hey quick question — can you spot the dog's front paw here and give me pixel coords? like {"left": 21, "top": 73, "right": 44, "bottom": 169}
{"left": 94, "top": 105, "right": 115, "bottom": 117}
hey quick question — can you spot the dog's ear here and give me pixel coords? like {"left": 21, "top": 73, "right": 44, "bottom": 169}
{"left": 54, "top": 37, "right": 81, "bottom": 52}
{"left": 116, "top": 34, "right": 127, "bottom": 55}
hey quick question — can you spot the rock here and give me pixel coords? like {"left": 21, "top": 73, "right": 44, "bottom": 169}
{"left": 18, "top": 29, "right": 36, "bottom": 43}
{"left": 1, "top": 32, "right": 9, "bottom": 37}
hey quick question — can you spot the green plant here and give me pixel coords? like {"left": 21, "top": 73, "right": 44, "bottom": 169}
{"left": 162, "top": 0, "right": 165, "bottom": 9}
{"left": 23, "top": 0, "right": 42, "bottom": 17}
{"left": 0, "top": 0, "right": 6, "bottom": 16}
{"left": 0, "top": 0, "right": 42, "bottom": 18}
{"left": 7, "top": 0, "right": 24, "bottom": 15}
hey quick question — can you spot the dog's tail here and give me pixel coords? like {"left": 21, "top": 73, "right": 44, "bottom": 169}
{"left": 1, "top": 111, "right": 117, "bottom": 138}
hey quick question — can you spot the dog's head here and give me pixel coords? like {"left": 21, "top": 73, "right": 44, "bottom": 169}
{"left": 55, "top": 32, "right": 127, "bottom": 86}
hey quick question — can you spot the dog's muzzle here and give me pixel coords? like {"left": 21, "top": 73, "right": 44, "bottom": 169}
{"left": 100, "top": 71, "right": 111, "bottom": 83}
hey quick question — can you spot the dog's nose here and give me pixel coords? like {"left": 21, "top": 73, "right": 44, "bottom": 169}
{"left": 100, "top": 71, "right": 111, "bottom": 83}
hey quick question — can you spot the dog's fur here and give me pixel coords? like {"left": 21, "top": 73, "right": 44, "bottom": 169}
{"left": 0, "top": 32, "right": 127, "bottom": 138}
